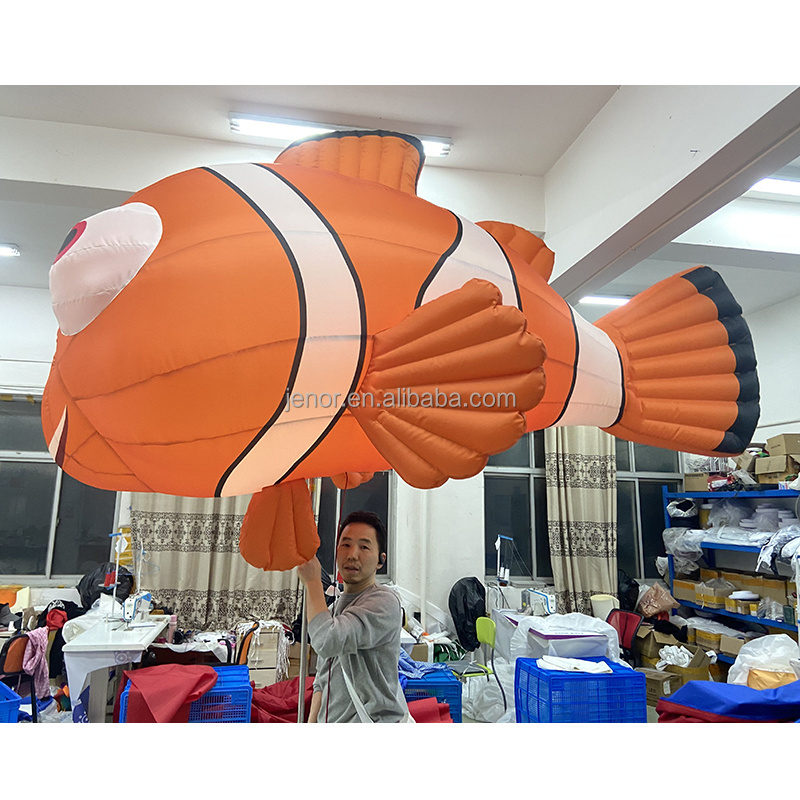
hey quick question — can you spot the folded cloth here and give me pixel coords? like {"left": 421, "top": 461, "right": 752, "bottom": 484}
{"left": 398, "top": 648, "right": 452, "bottom": 688}
{"left": 119, "top": 664, "right": 218, "bottom": 722}
{"left": 537, "top": 656, "right": 613, "bottom": 673}
{"left": 407, "top": 696, "right": 453, "bottom": 723}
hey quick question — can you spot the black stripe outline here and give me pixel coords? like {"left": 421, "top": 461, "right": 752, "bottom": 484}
{"left": 254, "top": 163, "right": 368, "bottom": 485}
{"left": 414, "top": 213, "right": 463, "bottom": 308}
{"left": 278, "top": 129, "right": 426, "bottom": 194}
{"left": 202, "top": 166, "right": 309, "bottom": 498}
{"left": 482, "top": 229, "right": 523, "bottom": 310}
{"left": 550, "top": 305, "right": 581, "bottom": 426}
{"left": 609, "top": 345, "right": 626, "bottom": 428}
{"left": 680, "top": 266, "right": 760, "bottom": 453}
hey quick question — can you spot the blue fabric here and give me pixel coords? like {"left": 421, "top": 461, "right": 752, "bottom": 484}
{"left": 397, "top": 648, "right": 452, "bottom": 689}
{"left": 666, "top": 678, "right": 800, "bottom": 721}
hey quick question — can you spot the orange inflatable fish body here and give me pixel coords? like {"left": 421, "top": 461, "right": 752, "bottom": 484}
{"left": 42, "top": 130, "right": 759, "bottom": 569}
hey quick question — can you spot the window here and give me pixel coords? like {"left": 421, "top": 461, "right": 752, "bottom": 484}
{"left": 315, "top": 472, "right": 391, "bottom": 581}
{"left": 0, "top": 395, "right": 118, "bottom": 579}
{"left": 615, "top": 439, "right": 682, "bottom": 580}
{"left": 483, "top": 431, "right": 551, "bottom": 581}
{"left": 483, "top": 430, "right": 682, "bottom": 583}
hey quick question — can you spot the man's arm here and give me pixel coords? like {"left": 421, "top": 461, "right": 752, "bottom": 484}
{"left": 307, "top": 690, "right": 322, "bottom": 723}
{"left": 296, "top": 555, "right": 330, "bottom": 621}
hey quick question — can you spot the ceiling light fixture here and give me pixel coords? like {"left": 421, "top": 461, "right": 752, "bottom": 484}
{"left": 578, "top": 295, "right": 630, "bottom": 306}
{"left": 0, "top": 243, "right": 21, "bottom": 258}
{"left": 229, "top": 114, "right": 452, "bottom": 158}
{"left": 748, "top": 177, "right": 800, "bottom": 197}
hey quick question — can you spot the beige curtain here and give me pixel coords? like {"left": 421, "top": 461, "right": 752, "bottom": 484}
{"left": 130, "top": 493, "right": 301, "bottom": 631}
{"left": 545, "top": 426, "right": 617, "bottom": 614}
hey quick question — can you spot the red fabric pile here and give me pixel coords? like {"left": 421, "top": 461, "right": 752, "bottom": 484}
{"left": 251, "top": 676, "right": 315, "bottom": 722}
{"left": 407, "top": 696, "right": 453, "bottom": 723}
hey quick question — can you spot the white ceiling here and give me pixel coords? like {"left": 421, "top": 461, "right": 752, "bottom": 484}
{"left": 1, "top": 85, "right": 799, "bottom": 323}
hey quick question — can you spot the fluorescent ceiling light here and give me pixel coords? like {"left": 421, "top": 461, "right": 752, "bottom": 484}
{"left": 0, "top": 243, "right": 21, "bottom": 257}
{"left": 229, "top": 114, "right": 452, "bottom": 158}
{"left": 748, "top": 177, "right": 800, "bottom": 197}
{"left": 578, "top": 295, "right": 630, "bottom": 306}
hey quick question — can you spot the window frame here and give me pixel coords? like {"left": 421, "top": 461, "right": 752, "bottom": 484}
{"left": 483, "top": 431, "right": 549, "bottom": 584}
{"left": 0, "top": 393, "right": 119, "bottom": 583}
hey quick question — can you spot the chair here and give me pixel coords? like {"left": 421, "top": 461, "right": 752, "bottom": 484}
{"left": 475, "top": 616, "right": 507, "bottom": 712}
{"left": 605, "top": 608, "right": 644, "bottom": 666}
{"left": 235, "top": 623, "right": 260, "bottom": 665}
{"left": 0, "top": 633, "right": 38, "bottom": 722}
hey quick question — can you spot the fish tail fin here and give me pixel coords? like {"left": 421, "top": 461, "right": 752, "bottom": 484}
{"left": 596, "top": 266, "right": 759, "bottom": 456}
{"left": 350, "top": 278, "right": 547, "bottom": 489}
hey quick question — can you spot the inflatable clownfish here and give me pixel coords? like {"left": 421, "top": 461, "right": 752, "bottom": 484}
{"left": 42, "top": 130, "right": 760, "bottom": 570}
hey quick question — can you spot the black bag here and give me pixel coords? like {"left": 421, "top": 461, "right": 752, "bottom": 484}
{"left": 77, "top": 562, "right": 135, "bottom": 609}
{"left": 447, "top": 577, "right": 486, "bottom": 652}
{"left": 617, "top": 569, "right": 640, "bottom": 612}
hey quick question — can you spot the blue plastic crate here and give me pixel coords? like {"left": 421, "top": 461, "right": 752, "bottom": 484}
{"left": 0, "top": 681, "right": 22, "bottom": 724}
{"left": 403, "top": 669, "right": 462, "bottom": 722}
{"left": 120, "top": 665, "right": 252, "bottom": 723}
{"left": 515, "top": 656, "right": 646, "bottom": 723}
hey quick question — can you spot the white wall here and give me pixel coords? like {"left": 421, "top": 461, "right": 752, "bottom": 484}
{"left": 391, "top": 473, "right": 485, "bottom": 626}
{"left": 748, "top": 294, "right": 800, "bottom": 441}
{"left": 0, "top": 285, "right": 57, "bottom": 391}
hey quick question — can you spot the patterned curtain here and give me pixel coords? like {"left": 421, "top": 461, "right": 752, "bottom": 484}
{"left": 545, "top": 426, "right": 617, "bottom": 614}
{"left": 130, "top": 492, "right": 302, "bottom": 631}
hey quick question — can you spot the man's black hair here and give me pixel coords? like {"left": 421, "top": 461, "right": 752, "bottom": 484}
{"left": 338, "top": 510, "right": 387, "bottom": 558}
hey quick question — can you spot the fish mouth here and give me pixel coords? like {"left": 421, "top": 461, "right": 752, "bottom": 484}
{"left": 47, "top": 407, "right": 68, "bottom": 467}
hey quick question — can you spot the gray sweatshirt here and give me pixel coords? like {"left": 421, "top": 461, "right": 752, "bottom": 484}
{"left": 309, "top": 583, "right": 406, "bottom": 723}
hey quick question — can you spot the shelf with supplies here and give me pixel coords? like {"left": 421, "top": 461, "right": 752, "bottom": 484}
{"left": 662, "top": 486, "right": 800, "bottom": 664}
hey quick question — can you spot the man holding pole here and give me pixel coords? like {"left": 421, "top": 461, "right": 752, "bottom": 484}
{"left": 296, "top": 510, "right": 410, "bottom": 723}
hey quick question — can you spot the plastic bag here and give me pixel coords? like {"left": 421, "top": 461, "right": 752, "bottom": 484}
{"left": 667, "top": 499, "right": 698, "bottom": 519}
{"left": 510, "top": 613, "right": 621, "bottom": 663}
{"left": 638, "top": 582, "right": 680, "bottom": 618}
{"left": 728, "top": 634, "right": 800, "bottom": 687}
{"left": 662, "top": 528, "right": 706, "bottom": 575}
{"left": 460, "top": 658, "right": 515, "bottom": 723}
{"left": 707, "top": 498, "right": 752, "bottom": 529}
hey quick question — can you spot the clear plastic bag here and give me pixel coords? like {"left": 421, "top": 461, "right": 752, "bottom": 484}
{"left": 707, "top": 498, "right": 753, "bottom": 529}
{"left": 728, "top": 634, "right": 800, "bottom": 686}
{"left": 662, "top": 528, "right": 706, "bottom": 574}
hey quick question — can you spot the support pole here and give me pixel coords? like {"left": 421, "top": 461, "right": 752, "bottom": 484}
{"left": 297, "top": 477, "right": 322, "bottom": 723}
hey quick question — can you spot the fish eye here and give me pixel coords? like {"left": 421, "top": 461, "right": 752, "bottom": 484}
{"left": 53, "top": 220, "right": 87, "bottom": 264}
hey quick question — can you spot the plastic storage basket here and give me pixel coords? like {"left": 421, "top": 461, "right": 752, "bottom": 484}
{"left": 0, "top": 681, "right": 22, "bottom": 724}
{"left": 120, "top": 664, "right": 253, "bottom": 723}
{"left": 515, "top": 656, "right": 646, "bottom": 723}
{"left": 403, "top": 669, "right": 462, "bottom": 722}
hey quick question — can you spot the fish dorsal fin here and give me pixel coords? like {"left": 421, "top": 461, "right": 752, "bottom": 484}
{"left": 275, "top": 130, "right": 424, "bottom": 195}
{"left": 477, "top": 221, "right": 554, "bottom": 283}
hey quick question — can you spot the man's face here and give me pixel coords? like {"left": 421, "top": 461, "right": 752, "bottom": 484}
{"left": 336, "top": 521, "right": 383, "bottom": 592}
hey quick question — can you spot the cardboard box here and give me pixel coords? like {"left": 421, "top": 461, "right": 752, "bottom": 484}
{"left": 662, "top": 643, "right": 713, "bottom": 683}
{"left": 700, "top": 568, "right": 720, "bottom": 582}
{"left": 672, "top": 578, "right": 697, "bottom": 604}
{"left": 634, "top": 626, "right": 681, "bottom": 659}
{"left": 735, "top": 452, "right": 758, "bottom": 472}
{"left": 755, "top": 455, "right": 800, "bottom": 483}
{"left": 766, "top": 433, "right": 800, "bottom": 457}
{"left": 635, "top": 668, "right": 681, "bottom": 704}
{"left": 695, "top": 582, "right": 727, "bottom": 609}
{"left": 410, "top": 642, "right": 434, "bottom": 662}
{"left": 683, "top": 472, "right": 712, "bottom": 492}
{"left": 287, "top": 642, "right": 317, "bottom": 678}
{"left": 760, "top": 576, "right": 789, "bottom": 606}
{"left": 720, "top": 634, "right": 747, "bottom": 656}
{"left": 720, "top": 571, "right": 746, "bottom": 591}
{"left": 695, "top": 629, "right": 722, "bottom": 651}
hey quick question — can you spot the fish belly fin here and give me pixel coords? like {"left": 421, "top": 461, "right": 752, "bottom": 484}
{"left": 331, "top": 471, "right": 375, "bottom": 490}
{"left": 274, "top": 130, "right": 424, "bottom": 195}
{"left": 476, "top": 221, "right": 554, "bottom": 282}
{"left": 596, "top": 266, "right": 760, "bottom": 456}
{"left": 349, "top": 278, "right": 547, "bottom": 489}
{"left": 239, "top": 480, "right": 320, "bottom": 571}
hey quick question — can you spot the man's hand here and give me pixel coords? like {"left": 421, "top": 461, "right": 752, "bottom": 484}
{"left": 296, "top": 555, "right": 322, "bottom": 586}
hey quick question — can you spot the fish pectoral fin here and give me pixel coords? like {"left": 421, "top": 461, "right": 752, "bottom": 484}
{"left": 349, "top": 278, "right": 547, "bottom": 489}
{"left": 331, "top": 471, "right": 375, "bottom": 490}
{"left": 239, "top": 480, "right": 319, "bottom": 571}
{"left": 476, "top": 221, "right": 554, "bottom": 283}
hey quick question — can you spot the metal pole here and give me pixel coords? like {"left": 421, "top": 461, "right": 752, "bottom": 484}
{"left": 297, "top": 478, "right": 322, "bottom": 722}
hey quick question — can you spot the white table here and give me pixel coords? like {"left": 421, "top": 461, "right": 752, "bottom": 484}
{"left": 63, "top": 615, "right": 169, "bottom": 723}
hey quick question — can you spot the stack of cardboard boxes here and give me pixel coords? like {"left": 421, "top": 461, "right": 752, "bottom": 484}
{"left": 746, "top": 433, "right": 800, "bottom": 484}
